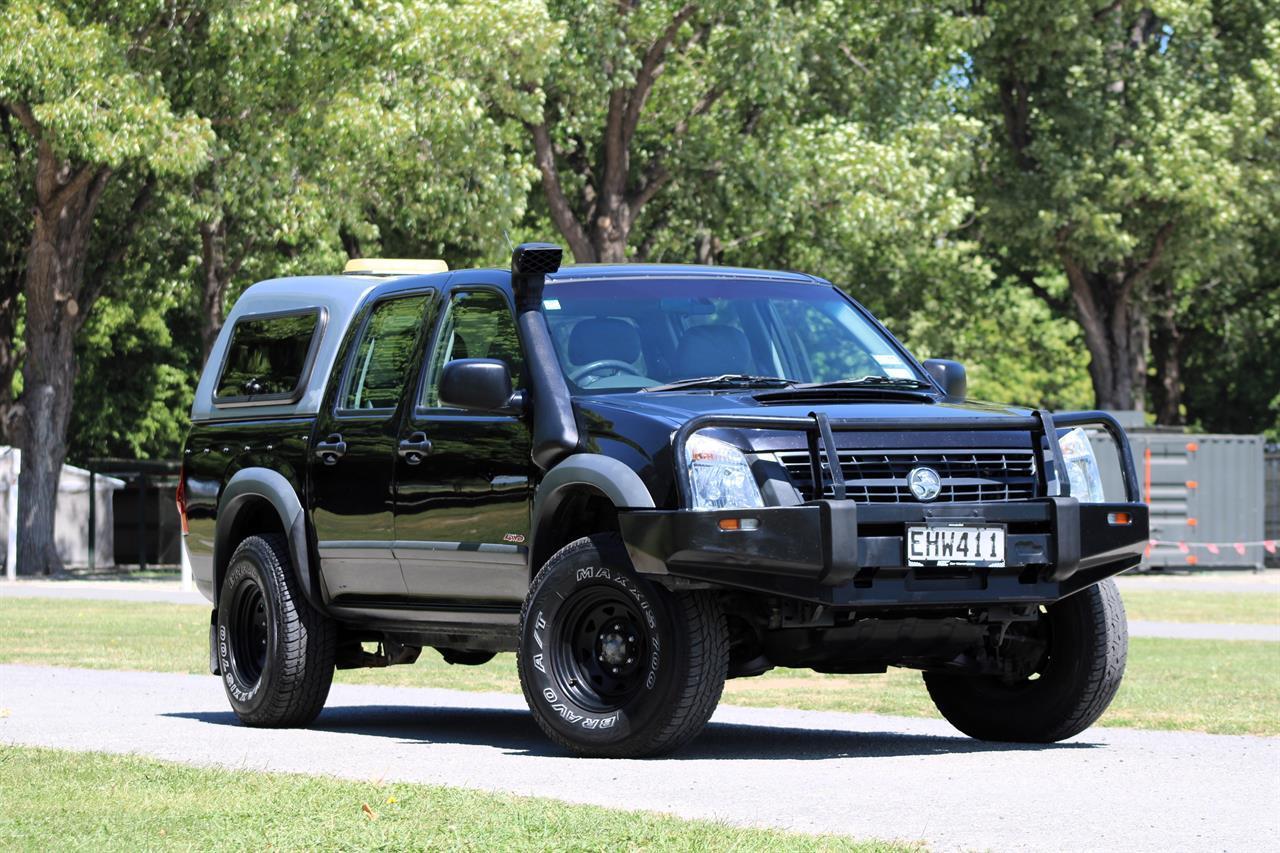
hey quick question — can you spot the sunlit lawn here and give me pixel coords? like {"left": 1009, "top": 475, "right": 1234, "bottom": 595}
{"left": 0, "top": 745, "right": 910, "bottom": 853}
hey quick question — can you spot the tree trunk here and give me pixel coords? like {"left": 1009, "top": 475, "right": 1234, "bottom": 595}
{"left": 16, "top": 143, "right": 111, "bottom": 575}
{"left": 528, "top": 3, "right": 705, "bottom": 265}
{"left": 1149, "top": 280, "right": 1184, "bottom": 425}
{"left": 0, "top": 267, "right": 22, "bottom": 445}
{"left": 199, "top": 218, "right": 229, "bottom": 364}
{"left": 1060, "top": 255, "right": 1148, "bottom": 412}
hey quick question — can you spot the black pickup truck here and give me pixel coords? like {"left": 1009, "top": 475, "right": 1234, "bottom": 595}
{"left": 179, "top": 243, "right": 1148, "bottom": 757}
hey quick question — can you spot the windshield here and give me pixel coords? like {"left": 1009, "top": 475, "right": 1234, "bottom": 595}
{"left": 541, "top": 277, "right": 925, "bottom": 393}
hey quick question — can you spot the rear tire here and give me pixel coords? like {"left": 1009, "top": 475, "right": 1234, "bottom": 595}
{"left": 924, "top": 579, "right": 1127, "bottom": 742}
{"left": 216, "top": 534, "right": 336, "bottom": 727}
{"left": 517, "top": 534, "right": 729, "bottom": 757}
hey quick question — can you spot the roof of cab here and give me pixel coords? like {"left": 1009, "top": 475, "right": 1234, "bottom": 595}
{"left": 546, "top": 263, "right": 827, "bottom": 285}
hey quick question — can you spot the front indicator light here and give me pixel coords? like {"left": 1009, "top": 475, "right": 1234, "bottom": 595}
{"left": 1108, "top": 512, "right": 1132, "bottom": 526}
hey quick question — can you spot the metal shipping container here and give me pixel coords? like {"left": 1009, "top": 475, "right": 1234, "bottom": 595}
{"left": 1093, "top": 431, "right": 1266, "bottom": 570}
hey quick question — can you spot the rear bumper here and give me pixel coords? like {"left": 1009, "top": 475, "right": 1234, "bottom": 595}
{"left": 618, "top": 498, "right": 1149, "bottom": 608}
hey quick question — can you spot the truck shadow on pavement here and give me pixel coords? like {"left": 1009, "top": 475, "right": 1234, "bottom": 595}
{"left": 165, "top": 705, "right": 1098, "bottom": 760}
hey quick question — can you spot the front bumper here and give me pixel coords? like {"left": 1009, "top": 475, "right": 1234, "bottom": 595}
{"left": 618, "top": 498, "right": 1149, "bottom": 608}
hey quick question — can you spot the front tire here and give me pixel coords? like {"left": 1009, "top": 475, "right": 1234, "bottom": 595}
{"left": 517, "top": 535, "right": 729, "bottom": 757}
{"left": 216, "top": 534, "right": 336, "bottom": 727}
{"left": 924, "top": 579, "right": 1127, "bottom": 742}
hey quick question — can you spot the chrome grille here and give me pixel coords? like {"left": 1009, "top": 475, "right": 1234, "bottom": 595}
{"left": 775, "top": 449, "right": 1038, "bottom": 503}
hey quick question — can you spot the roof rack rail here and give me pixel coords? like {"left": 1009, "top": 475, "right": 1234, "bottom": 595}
{"left": 341, "top": 258, "right": 448, "bottom": 277}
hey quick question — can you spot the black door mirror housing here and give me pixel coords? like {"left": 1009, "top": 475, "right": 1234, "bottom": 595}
{"left": 923, "top": 358, "right": 967, "bottom": 401}
{"left": 438, "top": 359, "right": 521, "bottom": 412}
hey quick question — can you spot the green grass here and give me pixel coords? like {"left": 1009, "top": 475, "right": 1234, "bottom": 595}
{"left": 3, "top": 595, "right": 1278, "bottom": 735}
{"left": 0, "top": 745, "right": 909, "bottom": 852}
{"left": 1118, "top": 588, "right": 1279, "bottom": 625}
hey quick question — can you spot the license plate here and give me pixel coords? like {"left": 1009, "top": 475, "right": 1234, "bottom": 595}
{"left": 906, "top": 524, "right": 1006, "bottom": 567}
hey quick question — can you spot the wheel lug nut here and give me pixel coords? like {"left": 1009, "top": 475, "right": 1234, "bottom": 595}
{"left": 598, "top": 654, "right": 604, "bottom": 661}
{"left": 626, "top": 657, "right": 634, "bottom": 664}
{"left": 627, "top": 635, "right": 635, "bottom": 643}
{"left": 611, "top": 667, "right": 620, "bottom": 674}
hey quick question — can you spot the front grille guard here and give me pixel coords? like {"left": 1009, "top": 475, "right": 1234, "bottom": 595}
{"left": 672, "top": 410, "right": 1141, "bottom": 510}
{"left": 776, "top": 448, "right": 1038, "bottom": 503}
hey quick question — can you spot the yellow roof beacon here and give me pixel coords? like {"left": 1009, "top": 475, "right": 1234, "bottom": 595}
{"left": 341, "top": 258, "right": 449, "bottom": 277}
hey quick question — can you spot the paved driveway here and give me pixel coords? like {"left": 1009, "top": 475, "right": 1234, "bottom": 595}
{"left": 2, "top": 665, "right": 1276, "bottom": 852}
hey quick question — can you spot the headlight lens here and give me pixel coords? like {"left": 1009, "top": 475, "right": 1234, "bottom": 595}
{"left": 685, "top": 434, "right": 764, "bottom": 510}
{"left": 1058, "top": 427, "right": 1105, "bottom": 503}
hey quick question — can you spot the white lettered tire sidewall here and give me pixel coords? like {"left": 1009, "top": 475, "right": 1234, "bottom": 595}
{"left": 214, "top": 533, "right": 336, "bottom": 728}
{"left": 519, "top": 541, "right": 687, "bottom": 751}
{"left": 216, "top": 556, "right": 281, "bottom": 719}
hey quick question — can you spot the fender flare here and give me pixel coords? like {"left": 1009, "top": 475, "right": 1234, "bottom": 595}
{"left": 214, "top": 467, "right": 321, "bottom": 610}
{"left": 529, "top": 454, "right": 655, "bottom": 571}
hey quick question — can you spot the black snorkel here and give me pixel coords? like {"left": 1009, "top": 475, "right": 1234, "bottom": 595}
{"left": 511, "top": 242, "right": 580, "bottom": 469}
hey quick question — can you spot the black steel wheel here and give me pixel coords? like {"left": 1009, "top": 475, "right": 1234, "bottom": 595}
{"left": 552, "top": 586, "right": 653, "bottom": 713}
{"left": 215, "top": 534, "right": 336, "bottom": 727}
{"left": 225, "top": 574, "right": 270, "bottom": 690}
{"left": 517, "top": 534, "right": 728, "bottom": 758}
{"left": 924, "top": 579, "right": 1127, "bottom": 742}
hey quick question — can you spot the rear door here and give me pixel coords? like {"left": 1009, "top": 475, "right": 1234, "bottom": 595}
{"left": 310, "top": 289, "right": 435, "bottom": 599}
{"left": 393, "top": 286, "right": 533, "bottom": 604}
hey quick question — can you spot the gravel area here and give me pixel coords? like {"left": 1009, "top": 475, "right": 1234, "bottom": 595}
{"left": 1, "top": 664, "right": 1276, "bottom": 852}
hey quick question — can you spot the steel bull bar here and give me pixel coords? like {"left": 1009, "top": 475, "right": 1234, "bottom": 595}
{"left": 619, "top": 410, "right": 1149, "bottom": 607}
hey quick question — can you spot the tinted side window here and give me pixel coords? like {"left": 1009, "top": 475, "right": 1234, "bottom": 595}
{"left": 340, "top": 294, "right": 430, "bottom": 411}
{"left": 421, "top": 290, "right": 522, "bottom": 408}
{"left": 772, "top": 300, "right": 879, "bottom": 383}
{"left": 215, "top": 310, "right": 321, "bottom": 401}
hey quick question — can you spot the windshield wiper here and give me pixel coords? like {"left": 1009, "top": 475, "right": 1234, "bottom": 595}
{"left": 791, "top": 375, "right": 934, "bottom": 391}
{"left": 642, "top": 374, "right": 797, "bottom": 393}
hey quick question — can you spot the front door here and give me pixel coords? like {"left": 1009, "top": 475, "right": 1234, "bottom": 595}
{"left": 310, "top": 290, "right": 434, "bottom": 599}
{"left": 394, "top": 286, "right": 533, "bottom": 604}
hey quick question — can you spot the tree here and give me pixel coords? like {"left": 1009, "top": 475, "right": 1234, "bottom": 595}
{"left": 966, "top": 0, "right": 1268, "bottom": 412}
{"left": 0, "top": 2, "right": 211, "bottom": 573}
{"left": 522, "top": 0, "right": 797, "bottom": 263}
{"left": 175, "top": 0, "right": 562, "bottom": 360}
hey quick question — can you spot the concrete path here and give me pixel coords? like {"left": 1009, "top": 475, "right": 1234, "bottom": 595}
{"left": 0, "top": 579, "right": 206, "bottom": 606}
{"left": 1128, "top": 620, "right": 1280, "bottom": 642}
{"left": 1, "top": 665, "right": 1276, "bottom": 852}
{"left": 1116, "top": 571, "right": 1280, "bottom": 594}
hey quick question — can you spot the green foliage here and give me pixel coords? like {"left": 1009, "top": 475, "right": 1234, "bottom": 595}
{"left": 0, "top": 1, "right": 211, "bottom": 174}
{"left": 964, "top": 0, "right": 1278, "bottom": 412}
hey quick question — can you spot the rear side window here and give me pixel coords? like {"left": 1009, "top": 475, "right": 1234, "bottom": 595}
{"left": 215, "top": 309, "right": 322, "bottom": 403}
{"left": 340, "top": 294, "right": 431, "bottom": 412}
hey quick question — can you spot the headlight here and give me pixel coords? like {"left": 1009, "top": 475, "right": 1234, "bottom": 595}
{"left": 1058, "top": 427, "right": 1105, "bottom": 503}
{"left": 685, "top": 434, "right": 764, "bottom": 510}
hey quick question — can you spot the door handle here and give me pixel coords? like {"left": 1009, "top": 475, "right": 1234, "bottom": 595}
{"left": 315, "top": 434, "right": 347, "bottom": 465}
{"left": 398, "top": 432, "right": 433, "bottom": 465}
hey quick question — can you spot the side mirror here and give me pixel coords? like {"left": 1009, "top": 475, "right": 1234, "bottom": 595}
{"left": 438, "top": 359, "right": 521, "bottom": 412}
{"left": 923, "top": 359, "right": 967, "bottom": 401}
